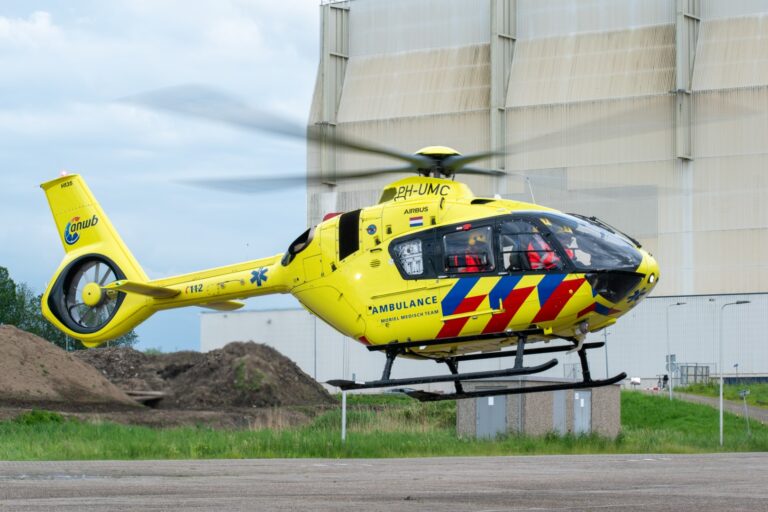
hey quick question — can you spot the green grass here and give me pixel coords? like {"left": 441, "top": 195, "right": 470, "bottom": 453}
{"left": 0, "top": 392, "right": 766, "bottom": 460}
{"left": 678, "top": 382, "right": 768, "bottom": 409}
{"left": 620, "top": 391, "right": 766, "bottom": 452}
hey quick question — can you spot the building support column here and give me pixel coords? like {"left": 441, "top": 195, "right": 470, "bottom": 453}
{"left": 675, "top": 0, "right": 700, "bottom": 294}
{"left": 490, "top": 0, "right": 516, "bottom": 195}
{"left": 313, "top": 2, "right": 349, "bottom": 224}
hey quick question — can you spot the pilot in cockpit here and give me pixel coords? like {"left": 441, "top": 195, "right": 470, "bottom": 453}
{"left": 554, "top": 226, "right": 591, "bottom": 266}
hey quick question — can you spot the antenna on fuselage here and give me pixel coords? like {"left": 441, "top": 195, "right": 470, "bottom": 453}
{"left": 501, "top": 173, "right": 537, "bottom": 204}
{"left": 525, "top": 176, "right": 536, "bottom": 204}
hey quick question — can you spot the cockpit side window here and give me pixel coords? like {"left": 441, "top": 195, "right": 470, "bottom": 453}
{"left": 443, "top": 226, "right": 495, "bottom": 274}
{"left": 539, "top": 213, "right": 642, "bottom": 271}
{"left": 499, "top": 218, "right": 564, "bottom": 272}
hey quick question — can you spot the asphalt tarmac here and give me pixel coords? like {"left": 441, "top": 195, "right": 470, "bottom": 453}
{"left": 1, "top": 453, "right": 766, "bottom": 511}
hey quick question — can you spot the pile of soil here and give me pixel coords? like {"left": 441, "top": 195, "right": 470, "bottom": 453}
{"left": 76, "top": 341, "right": 335, "bottom": 409}
{"left": 0, "top": 326, "right": 334, "bottom": 428}
{"left": 75, "top": 347, "right": 201, "bottom": 394}
{"left": 0, "top": 325, "right": 138, "bottom": 408}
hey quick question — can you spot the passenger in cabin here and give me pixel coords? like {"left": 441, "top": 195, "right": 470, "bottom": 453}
{"left": 447, "top": 230, "right": 489, "bottom": 273}
{"left": 445, "top": 227, "right": 495, "bottom": 273}
{"left": 457, "top": 231, "right": 485, "bottom": 272}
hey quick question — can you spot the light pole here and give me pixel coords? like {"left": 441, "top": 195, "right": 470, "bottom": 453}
{"left": 719, "top": 300, "right": 750, "bottom": 446}
{"left": 313, "top": 315, "right": 317, "bottom": 380}
{"left": 666, "top": 301, "right": 686, "bottom": 399}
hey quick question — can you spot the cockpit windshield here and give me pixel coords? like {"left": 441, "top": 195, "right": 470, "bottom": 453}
{"left": 537, "top": 213, "right": 642, "bottom": 272}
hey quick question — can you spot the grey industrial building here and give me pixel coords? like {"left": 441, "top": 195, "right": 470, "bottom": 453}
{"left": 202, "top": 0, "right": 768, "bottom": 390}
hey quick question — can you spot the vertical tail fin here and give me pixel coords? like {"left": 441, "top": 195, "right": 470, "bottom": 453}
{"left": 42, "top": 174, "right": 147, "bottom": 280}
{"left": 41, "top": 174, "right": 154, "bottom": 346}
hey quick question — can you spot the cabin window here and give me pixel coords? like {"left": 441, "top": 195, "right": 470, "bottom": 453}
{"left": 499, "top": 218, "right": 564, "bottom": 272}
{"left": 281, "top": 226, "right": 315, "bottom": 266}
{"left": 443, "top": 226, "right": 495, "bottom": 274}
{"left": 338, "top": 210, "right": 361, "bottom": 260}
{"left": 392, "top": 239, "right": 424, "bottom": 276}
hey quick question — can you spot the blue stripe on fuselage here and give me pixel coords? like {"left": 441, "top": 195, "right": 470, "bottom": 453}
{"left": 441, "top": 277, "right": 480, "bottom": 316}
{"left": 537, "top": 273, "right": 566, "bottom": 307}
{"left": 488, "top": 275, "right": 522, "bottom": 309}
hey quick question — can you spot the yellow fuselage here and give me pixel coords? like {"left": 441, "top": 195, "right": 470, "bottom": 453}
{"left": 42, "top": 175, "right": 658, "bottom": 357}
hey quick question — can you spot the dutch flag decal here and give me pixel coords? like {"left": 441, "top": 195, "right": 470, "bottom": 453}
{"left": 409, "top": 216, "right": 424, "bottom": 227}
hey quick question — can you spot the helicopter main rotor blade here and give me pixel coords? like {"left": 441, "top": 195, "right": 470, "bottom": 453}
{"left": 454, "top": 166, "right": 506, "bottom": 177}
{"left": 125, "top": 85, "right": 758, "bottom": 196}
{"left": 443, "top": 151, "right": 503, "bottom": 172}
{"left": 124, "top": 85, "right": 433, "bottom": 169}
{"left": 180, "top": 165, "right": 415, "bottom": 193}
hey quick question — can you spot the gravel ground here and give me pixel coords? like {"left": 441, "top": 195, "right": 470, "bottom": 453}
{"left": 1, "top": 453, "right": 767, "bottom": 511}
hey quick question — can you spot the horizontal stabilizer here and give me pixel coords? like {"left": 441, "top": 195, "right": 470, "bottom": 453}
{"left": 199, "top": 300, "right": 245, "bottom": 311}
{"left": 105, "top": 280, "right": 180, "bottom": 299}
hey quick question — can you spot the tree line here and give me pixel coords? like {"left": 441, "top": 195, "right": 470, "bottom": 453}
{"left": 0, "top": 266, "right": 137, "bottom": 350}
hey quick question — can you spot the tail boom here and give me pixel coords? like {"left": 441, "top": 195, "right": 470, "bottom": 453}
{"left": 41, "top": 174, "right": 290, "bottom": 347}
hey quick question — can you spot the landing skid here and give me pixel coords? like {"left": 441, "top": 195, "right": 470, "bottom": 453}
{"left": 326, "top": 336, "right": 626, "bottom": 402}
{"left": 327, "top": 359, "right": 558, "bottom": 391}
{"left": 406, "top": 373, "right": 627, "bottom": 402}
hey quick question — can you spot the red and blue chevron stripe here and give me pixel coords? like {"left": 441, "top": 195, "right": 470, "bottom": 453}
{"left": 437, "top": 273, "right": 589, "bottom": 339}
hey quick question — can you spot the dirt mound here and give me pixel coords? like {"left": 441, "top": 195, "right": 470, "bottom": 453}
{"left": 76, "top": 341, "right": 334, "bottom": 409}
{"left": 76, "top": 347, "right": 203, "bottom": 393}
{"left": 0, "top": 325, "right": 138, "bottom": 407}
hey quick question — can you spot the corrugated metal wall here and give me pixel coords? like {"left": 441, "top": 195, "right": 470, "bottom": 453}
{"left": 516, "top": 0, "right": 675, "bottom": 37}
{"left": 308, "top": 0, "right": 498, "bottom": 222}
{"left": 346, "top": 0, "right": 490, "bottom": 56}
{"left": 689, "top": 11, "right": 768, "bottom": 292}
{"left": 502, "top": 17, "right": 679, "bottom": 293}
{"left": 309, "top": 0, "right": 768, "bottom": 296}
{"left": 338, "top": 45, "right": 491, "bottom": 121}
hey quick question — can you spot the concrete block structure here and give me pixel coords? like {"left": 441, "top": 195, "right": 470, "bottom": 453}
{"left": 456, "top": 378, "right": 621, "bottom": 438}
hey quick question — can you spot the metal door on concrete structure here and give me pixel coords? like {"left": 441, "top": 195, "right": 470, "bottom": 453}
{"left": 573, "top": 390, "right": 592, "bottom": 434}
{"left": 553, "top": 390, "right": 567, "bottom": 434}
{"left": 476, "top": 395, "right": 506, "bottom": 438}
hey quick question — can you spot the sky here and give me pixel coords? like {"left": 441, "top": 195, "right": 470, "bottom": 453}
{"left": 0, "top": 1, "right": 321, "bottom": 351}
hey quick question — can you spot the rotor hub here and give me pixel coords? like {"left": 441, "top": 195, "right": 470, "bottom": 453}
{"left": 82, "top": 282, "right": 104, "bottom": 307}
{"left": 415, "top": 146, "right": 461, "bottom": 178}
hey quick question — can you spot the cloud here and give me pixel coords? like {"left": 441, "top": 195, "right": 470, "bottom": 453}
{"left": 0, "top": 11, "right": 61, "bottom": 47}
{"left": 1, "top": 1, "right": 319, "bottom": 351}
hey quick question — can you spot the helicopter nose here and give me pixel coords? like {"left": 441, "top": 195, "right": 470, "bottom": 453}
{"left": 585, "top": 271, "right": 644, "bottom": 304}
{"left": 584, "top": 251, "right": 659, "bottom": 305}
{"left": 639, "top": 250, "right": 660, "bottom": 291}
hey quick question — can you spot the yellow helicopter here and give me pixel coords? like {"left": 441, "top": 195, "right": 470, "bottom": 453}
{"left": 40, "top": 87, "right": 659, "bottom": 401}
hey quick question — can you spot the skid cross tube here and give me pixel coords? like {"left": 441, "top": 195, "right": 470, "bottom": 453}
{"left": 577, "top": 346, "right": 593, "bottom": 383}
{"left": 444, "top": 358, "right": 464, "bottom": 394}
{"left": 380, "top": 347, "right": 402, "bottom": 381}
{"left": 514, "top": 335, "right": 526, "bottom": 369}
{"left": 327, "top": 358, "right": 558, "bottom": 391}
